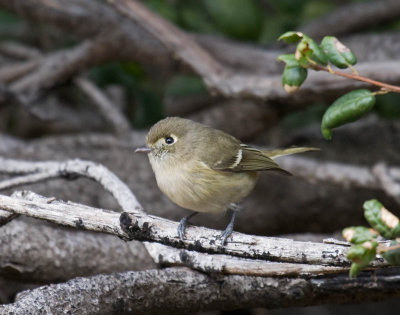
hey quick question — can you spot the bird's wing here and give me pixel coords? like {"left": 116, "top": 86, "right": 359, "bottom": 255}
{"left": 211, "top": 143, "right": 291, "bottom": 175}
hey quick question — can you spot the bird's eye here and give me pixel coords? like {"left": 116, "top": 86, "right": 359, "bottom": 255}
{"left": 165, "top": 136, "right": 174, "bottom": 144}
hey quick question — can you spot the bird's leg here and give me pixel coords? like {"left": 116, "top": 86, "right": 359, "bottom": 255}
{"left": 228, "top": 203, "right": 243, "bottom": 212}
{"left": 178, "top": 212, "right": 198, "bottom": 240}
{"left": 219, "top": 204, "right": 241, "bottom": 244}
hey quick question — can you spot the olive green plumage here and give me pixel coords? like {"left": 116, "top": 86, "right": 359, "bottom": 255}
{"left": 143, "top": 117, "right": 316, "bottom": 214}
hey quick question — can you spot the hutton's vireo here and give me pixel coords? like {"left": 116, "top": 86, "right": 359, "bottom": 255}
{"left": 136, "top": 117, "right": 317, "bottom": 244}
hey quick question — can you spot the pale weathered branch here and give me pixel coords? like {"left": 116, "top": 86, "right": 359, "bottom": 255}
{"left": 373, "top": 163, "right": 400, "bottom": 204}
{"left": 0, "top": 157, "right": 142, "bottom": 213}
{"left": 0, "top": 60, "right": 39, "bottom": 83}
{"left": 2, "top": 266, "right": 400, "bottom": 314}
{"left": 277, "top": 156, "right": 400, "bottom": 204}
{"left": 0, "top": 41, "right": 41, "bottom": 60}
{"left": 0, "top": 218, "right": 155, "bottom": 283}
{"left": 0, "top": 191, "right": 383, "bottom": 268}
{"left": 143, "top": 242, "right": 349, "bottom": 277}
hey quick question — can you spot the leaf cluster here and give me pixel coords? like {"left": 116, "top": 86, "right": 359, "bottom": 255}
{"left": 343, "top": 200, "right": 400, "bottom": 277}
{"left": 278, "top": 31, "right": 390, "bottom": 140}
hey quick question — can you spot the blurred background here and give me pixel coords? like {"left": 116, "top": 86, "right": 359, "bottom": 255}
{"left": 0, "top": 0, "right": 400, "bottom": 313}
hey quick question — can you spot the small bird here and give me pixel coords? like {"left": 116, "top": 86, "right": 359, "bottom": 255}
{"left": 136, "top": 117, "right": 317, "bottom": 244}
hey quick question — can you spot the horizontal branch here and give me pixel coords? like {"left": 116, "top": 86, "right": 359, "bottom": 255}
{"left": 2, "top": 266, "right": 400, "bottom": 313}
{"left": 144, "top": 242, "right": 349, "bottom": 277}
{"left": 0, "top": 191, "right": 388, "bottom": 270}
{"left": 2, "top": 0, "right": 400, "bottom": 103}
{"left": 108, "top": 0, "right": 400, "bottom": 101}
{"left": 0, "top": 157, "right": 142, "bottom": 213}
{"left": 277, "top": 156, "right": 400, "bottom": 204}
{"left": 0, "top": 215, "right": 154, "bottom": 283}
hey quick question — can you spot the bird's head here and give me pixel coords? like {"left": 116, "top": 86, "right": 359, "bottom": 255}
{"left": 136, "top": 117, "right": 197, "bottom": 163}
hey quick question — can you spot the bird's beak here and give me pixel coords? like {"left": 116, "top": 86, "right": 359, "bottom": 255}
{"left": 135, "top": 147, "right": 152, "bottom": 153}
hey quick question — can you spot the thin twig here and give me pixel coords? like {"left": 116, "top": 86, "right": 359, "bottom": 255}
{"left": 311, "top": 64, "right": 400, "bottom": 93}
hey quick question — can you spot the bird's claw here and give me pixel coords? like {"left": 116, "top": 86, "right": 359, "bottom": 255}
{"left": 177, "top": 212, "right": 198, "bottom": 240}
{"left": 177, "top": 217, "right": 187, "bottom": 240}
{"left": 218, "top": 227, "right": 233, "bottom": 245}
{"left": 218, "top": 209, "right": 237, "bottom": 245}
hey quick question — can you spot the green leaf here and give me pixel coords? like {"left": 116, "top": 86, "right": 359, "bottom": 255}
{"left": 364, "top": 199, "right": 400, "bottom": 239}
{"left": 277, "top": 54, "right": 301, "bottom": 67}
{"left": 347, "top": 241, "right": 378, "bottom": 278}
{"left": 342, "top": 226, "right": 378, "bottom": 244}
{"left": 321, "top": 36, "right": 357, "bottom": 69}
{"left": 349, "top": 263, "right": 364, "bottom": 278}
{"left": 321, "top": 89, "right": 376, "bottom": 140}
{"left": 278, "top": 31, "right": 304, "bottom": 44}
{"left": 381, "top": 241, "right": 400, "bottom": 265}
{"left": 281, "top": 65, "right": 307, "bottom": 93}
{"left": 296, "top": 35, "right": 328, "bottom": 66}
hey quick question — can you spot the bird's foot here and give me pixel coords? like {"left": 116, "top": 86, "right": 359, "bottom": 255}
{"left": 178, "top": 217, "right": 188, "bottom": 240}
{"left": 218, "top": 209, "right": 237, "bottom": 245}
{"left": 177, "top": 212, "right": 198, "bottom": 240}
{"left": 219, "top": 225, "right": 233, "bottom": 245}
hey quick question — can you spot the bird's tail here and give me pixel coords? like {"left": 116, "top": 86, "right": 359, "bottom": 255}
{"left": 262, "top": 147, "right": 319, "bottom": 159}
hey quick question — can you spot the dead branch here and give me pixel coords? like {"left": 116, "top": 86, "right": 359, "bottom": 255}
{"left": 8, "top": 35, "right": 113, "bottom": 99}
{"left": 194, "top": 33, "right": 282, "bottom": 74}
{"left": 0, "top": 128, "right": 399, "bottom": 234}
{"left": 1, "top": 0, "right": 400, "bottom": 104}
{"left": 278, "top": 156, "right": 400, "bottom": 199}
{"left": 2, "top": 266, "right": 400, "bottom": 314}
{"left": 108, "top": 0, "right": 400, "bottom": 101}
{"left": 300, "top": 0, "right": 400, "bottom": 39}
{"left": 373, "top": 163, "right": 400, "bottom": 204}
{"left": 0, "top": 191, "right": 382, "bottom": 269}
{"left": 0, "top": 60, "right": 39, "bottom": 83}
{"left": 0, "top": 41, "right": 41, "bottom": 60}
{"left": 143, "top": 242, "right": 349, "bottom": 277}
{"left": 0, "top": 157, "right": 142, "bottom": 212}
{"left": 74, "top": 77, "right": 131, "bottom": 134}
{"left": 0, "top": 150, "right": 398, "bottom": 254}
{"left": 0, "top": 42, "right": 131, "bottom": 134}
{"left": 0, "top": 217, "right": 154, "bottom": 283}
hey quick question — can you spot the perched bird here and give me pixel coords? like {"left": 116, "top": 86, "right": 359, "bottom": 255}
{"left": 136, "top": 117, "right": 317, "bottom": 244}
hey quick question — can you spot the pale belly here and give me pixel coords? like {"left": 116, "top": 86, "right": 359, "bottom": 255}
{"left": 150, "top": 157, "right": 258, "bottom": 213}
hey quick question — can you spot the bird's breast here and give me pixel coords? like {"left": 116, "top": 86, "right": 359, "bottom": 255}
{"left": 149, "top": 155, "right": 258, "bottom": 213}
